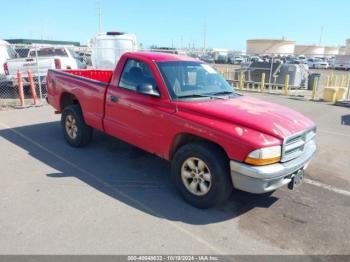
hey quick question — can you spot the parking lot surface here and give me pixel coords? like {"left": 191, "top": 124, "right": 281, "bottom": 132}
{"left": 0, "top": 94, "right": 349, "bottom": 255}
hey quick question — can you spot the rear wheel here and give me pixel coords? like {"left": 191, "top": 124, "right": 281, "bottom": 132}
{"left": 171, "top": 142, "right": 233, "bottom": 209}
{"left": 61, "top": 104, "right": 92, "bottom": 147}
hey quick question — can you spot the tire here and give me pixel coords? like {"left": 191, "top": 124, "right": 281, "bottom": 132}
{"left": 171, "top": 142, "right": 233, "bottom": 209}
{"left": 61, "top": 104, "right": 93, "bottom": 147}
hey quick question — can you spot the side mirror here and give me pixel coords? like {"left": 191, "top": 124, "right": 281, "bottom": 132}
{"left": 137, "top": 83, "right": 160, "bottom": 97}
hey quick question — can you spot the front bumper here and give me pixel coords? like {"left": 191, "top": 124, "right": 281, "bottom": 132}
{"left": 230, "top": 140, "right": 316, "bottom": 193}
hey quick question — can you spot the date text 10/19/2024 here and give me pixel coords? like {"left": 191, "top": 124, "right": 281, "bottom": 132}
{"left": 127, "top": 255, "right": 219, "bottom": 261}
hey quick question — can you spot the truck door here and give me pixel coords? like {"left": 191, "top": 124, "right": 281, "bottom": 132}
{"left": 104, "top": 58, "right": 175, "bottom": 157}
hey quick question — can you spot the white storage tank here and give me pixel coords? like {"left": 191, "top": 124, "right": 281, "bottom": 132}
{"left": 339, "top": 46, "right": 346, "bottom": 55}
{"left": 90, "top": 32, "right": 138, "bottom": 69}
{"left": 294, "top": 45, "right": 325, "bottom": 57}
{"left": 324, "top": 46, "right": 339, "bottom": 57}
{"left": 346, "top": 39, "right": 350, "bottom": 55}
{"left": 246, "top": 39, "right": 295, "bottom": 55}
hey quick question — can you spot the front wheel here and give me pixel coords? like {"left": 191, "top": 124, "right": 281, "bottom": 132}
{"left": 61, "top": 104, "right": 93, "bottom": 147}
{"left": 171, "top": 142, "right": 233, "bottom": 209}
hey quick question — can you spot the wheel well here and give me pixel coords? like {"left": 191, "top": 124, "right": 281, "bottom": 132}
{"left": 170, "top": 133, "right": 228, "bottom": 160}
{"left": 60, "top": 93, "right": 79, "bottom": 111}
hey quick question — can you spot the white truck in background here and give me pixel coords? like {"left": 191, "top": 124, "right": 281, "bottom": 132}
{"left": 0, "top": 40, "right": 18, "bottom": 84}
{"left": 334, "top": 55, "right": 350, "bottom": 71}
{"left": 4, "top": 46, "right": 85, "bottom": 87}
{"left": 90, "top": 32, "right": 138, "bottom": 69}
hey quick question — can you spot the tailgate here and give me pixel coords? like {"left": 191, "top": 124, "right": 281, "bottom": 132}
{"left": 7, "top": 57, "right": 55, "bottom": 77}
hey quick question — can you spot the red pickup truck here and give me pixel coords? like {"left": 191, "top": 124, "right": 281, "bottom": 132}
{"left": 46, "top": 52, "right": 317, "bottom": 208}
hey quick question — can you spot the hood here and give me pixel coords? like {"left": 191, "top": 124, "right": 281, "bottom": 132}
{"left": 177, "top": 95, "right": 314, "bottom": 139}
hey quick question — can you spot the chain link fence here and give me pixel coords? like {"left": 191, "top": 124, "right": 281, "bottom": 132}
{"left": 0, "top": 44, "right": 87, "bottom": 108}
{"left": 1, "top": 44, "right": 350, "bottom": 109}
{"left": 212, "top": 56, "right": 350, "bottom": 101}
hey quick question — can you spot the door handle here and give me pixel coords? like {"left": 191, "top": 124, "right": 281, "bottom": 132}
{"left": 110, "top": 96, "right": 119, "bottom": 103}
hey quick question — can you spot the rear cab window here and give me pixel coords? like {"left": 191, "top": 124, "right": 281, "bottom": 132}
{"left": 29, "top": 48, "right": 68, "bottom": 57}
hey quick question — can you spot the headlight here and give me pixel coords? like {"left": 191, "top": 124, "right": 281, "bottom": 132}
{"left": 245, "top": 145, "right": 281, "bottom": 166}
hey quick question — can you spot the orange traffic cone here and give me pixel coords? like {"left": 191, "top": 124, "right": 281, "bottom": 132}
{"left": 17, "top": 70, "right": 25, "bottom": 107}
{"left": 28, "top": 68, "right": 38, "bottom": 105}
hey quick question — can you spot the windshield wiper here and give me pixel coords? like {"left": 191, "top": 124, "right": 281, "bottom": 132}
{"left": 176, "top": 93, "right": 226, "bottom": 99}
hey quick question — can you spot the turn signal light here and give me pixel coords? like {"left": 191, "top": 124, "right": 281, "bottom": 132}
{"left": 244, "top": 146, "right": 281, "bottom": 166}
{"left": 245, "top": 156, "right": 281, "bottom": 166}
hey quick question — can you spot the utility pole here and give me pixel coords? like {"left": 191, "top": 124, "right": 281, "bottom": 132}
{"left": 97, "top": 1, "right": 102, "bottom": 33}
{"left": 319, "top": 26, "right": 324, "bottom": 46}
{"left": 203, "top": 23, "right": 207, "bottom": 51}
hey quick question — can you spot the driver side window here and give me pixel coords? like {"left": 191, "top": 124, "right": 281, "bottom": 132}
{"left": 119, "top": 58, "right": 156, "bottom": 91}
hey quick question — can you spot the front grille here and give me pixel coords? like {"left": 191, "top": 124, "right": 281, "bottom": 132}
{"left": 281, "top": 127, "right": 316, "bottom": 162}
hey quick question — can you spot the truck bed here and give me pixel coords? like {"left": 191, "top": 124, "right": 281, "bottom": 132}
{"left": 63, "top": 70, "right": 113, "bottom": 84}
{"left": 46, "top": 69, "right": 114, "bottom": 131}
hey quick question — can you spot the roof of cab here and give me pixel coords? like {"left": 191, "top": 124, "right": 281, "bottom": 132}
{"left": 125, "top": 51, "right": 200, "bottom": 62}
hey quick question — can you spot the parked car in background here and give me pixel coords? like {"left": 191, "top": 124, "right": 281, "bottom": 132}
{"left": 215, "top": 54, "right": 228, "bottom": 64}
{"left": 298, "top": 55, "right": 307, "bottom": 63}
{"left": 307, "top": 58, "right": 329, "bottom": 69}
{"left": 199, "top": 54, "right": 215, "bottom": 64}
{"left": 79, "top": 52, "right": 92, "bottom": 66}
{"left": 46, "top": 52, "right": 317, "bottom": 208}
{"left": 4, "top": 46, "right": 85, "bottom": 87}
{"left": 288, "top": 59, "right": 310, "bottom": 70}
{"left": 334, "top": 55, "right": 350, "bottom": 70}
{"left": 228, "top": 55, "right": 244, "bottom": 64}
{"left": 327, "top": 57, "right": 335, "bottom": 69}
{"left": 69, "top": 49, "right": 87, "bottom": 69}
{"left": 249, "top": 56, "right": 263, "bottom": 63}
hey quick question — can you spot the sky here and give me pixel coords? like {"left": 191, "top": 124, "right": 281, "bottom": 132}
{"left": 1, "top": 0, "right": 349, "bottom": 50}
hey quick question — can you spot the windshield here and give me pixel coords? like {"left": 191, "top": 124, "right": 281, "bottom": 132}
{"left": 157, "top": 61, "right": 235, "bottom": 99}
{"left": 6, "top": 45, "right": 18, "bottom": 59}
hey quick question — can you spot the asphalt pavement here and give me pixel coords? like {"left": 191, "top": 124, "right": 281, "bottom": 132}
{"left": 0, "top": 95, "right": 349, "bottom": 255}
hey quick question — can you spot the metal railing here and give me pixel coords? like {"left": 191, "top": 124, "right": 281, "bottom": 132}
{"left": 214, "top": 64, "right": 350, "bottom": 101}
